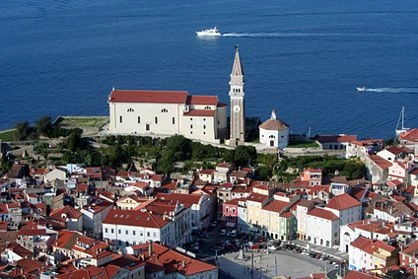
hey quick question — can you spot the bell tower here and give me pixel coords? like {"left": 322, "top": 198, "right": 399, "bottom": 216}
{"left": 229, "top": 45, "right": 245, "bottom": 146}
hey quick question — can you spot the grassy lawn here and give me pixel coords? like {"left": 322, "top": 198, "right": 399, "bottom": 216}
{"left": 0, "top": 129, "right": 17, "bottom": 142}
{"left": 288, "top": 141, "right": 319, "bottom": 148}
{"left": 56, "top": 117, "right": 108, "bottom": 128}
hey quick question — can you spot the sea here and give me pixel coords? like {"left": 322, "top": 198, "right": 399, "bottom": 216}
{"left": 1, "top": 0, "right": 418, "bottom": 139}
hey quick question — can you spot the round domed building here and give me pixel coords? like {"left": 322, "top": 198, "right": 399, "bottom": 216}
{"left": 259, "top": 109, "right": 289, "bottom": 149}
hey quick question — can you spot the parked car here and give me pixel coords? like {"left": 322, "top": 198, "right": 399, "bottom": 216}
{"left": 231, "top": 230, "right": 237, "bottom": 237}
{"left": 220, "top": 229, "right": 226, "bottom": 236}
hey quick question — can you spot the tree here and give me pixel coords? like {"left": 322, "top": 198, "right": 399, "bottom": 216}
{"left": 35, "top": 116, "right": 52, "bottom": 136}
{"left": 15, "top": 121, "right": 31, "bottom": 140}
{"left": 234, "top": 145, "right": 257, "bottom": 166}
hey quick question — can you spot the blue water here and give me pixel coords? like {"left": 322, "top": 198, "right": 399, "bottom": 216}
{"left": 1, "top": 0, "right": 418, "bottom": 138}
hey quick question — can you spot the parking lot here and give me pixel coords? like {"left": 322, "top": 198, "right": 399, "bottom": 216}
{"left": 183, "top": 223, "right": 345, "bottom": 278}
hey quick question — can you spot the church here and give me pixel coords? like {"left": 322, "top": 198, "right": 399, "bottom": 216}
{"left": 108, "top": 47, "right": 246, "bottom": 145}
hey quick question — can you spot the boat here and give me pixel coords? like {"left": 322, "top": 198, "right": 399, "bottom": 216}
{"left": 395, "top": 106, "right": 409, "bottom": 137}
{"left": 196, "top": 27, "right": 221, "bottom": 37}
{"left": 356, "top": 86, "right": 366, "bottom": 92}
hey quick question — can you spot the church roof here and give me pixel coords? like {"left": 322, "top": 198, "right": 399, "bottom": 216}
{"left": 109, "top": 90, "right": 189, "bottom": 104}
{"left": 259, "top": 118, "right": 289, "bottom": 131}
{"left": 184, "top": 110, "right": 215, "bottom": 117}
{"left": 259, "top": 110, "right": 289, "bottom": 131}
{"left": 187, "top": 95, "right": 218, "bottom": 106}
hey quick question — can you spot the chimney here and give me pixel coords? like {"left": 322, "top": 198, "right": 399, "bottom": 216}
{"left": 148, "top": 240, "right": 153, "bottom": 256}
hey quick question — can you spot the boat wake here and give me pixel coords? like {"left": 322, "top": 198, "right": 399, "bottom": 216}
{"left": 358, "top": 87, "right": 418, "bottom": 93}
{"left": 221, "top": 32, "right": 394, "bottom": 38}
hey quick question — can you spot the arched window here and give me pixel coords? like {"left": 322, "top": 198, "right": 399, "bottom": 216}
{"left": 127, "top": 108, "right": 134, "bottom": 112}
{"left": 161, "top": 108, "right": 168, "bottom": 113}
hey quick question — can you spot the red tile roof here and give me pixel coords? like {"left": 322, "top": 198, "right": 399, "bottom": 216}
{"left": 50, "top": 205, "right": 82, "bottom": 219}
{"left": 156, "top": 192, "right": 202, "bottom": 205}
{"left": 259, "top": 118, "right": 288, "bottom": 131}
{"left": 308, "top": 207, "right": 338, "bottom": 221}
{"left": 103, "top": 209, "right": 170, "bottom": 229}
{"left": 263, "top": 200, "right": 290, "bottom": 213}
{"left": 351, "top": 236, "right": 396, "bottom": 254}
{"left": 326, "top": 193, "right": 361, "bottom": 211}
{"left": 369, "top": 155, "right": 392, "bottom": 170}
{"left": 109, "top": 90, "right": 189, "bottom": 104}
{"left": 183, "top": 109, "right": 215, "bottom": 117}
{"left": 400, "top": 240, "right": 418, "bottom": 256}
{"left": 344, "top": 270, "right": 381, "bottom": 279}
{"left": 134, "top": 242, "right": 217, "bottom": 276}
{"left": 246, "top": 193, "right": 268, "bottom": 203}
{"left": 399, "top": 128, "right": 418, "bottom": 142}
{"left": 186, "top": 95, "right": 218, "bottom": 105}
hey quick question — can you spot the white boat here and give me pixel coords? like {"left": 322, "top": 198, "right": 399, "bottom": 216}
{"left": 356, "top": 86, "right": 366, "bottom": 92}
{"left": 395, "top": 106, "right": 409, "bottom": 137}
{"left": 196, "top": 27, "right": 221, "bottom": 37}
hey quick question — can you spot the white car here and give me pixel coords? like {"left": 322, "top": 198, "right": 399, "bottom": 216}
{"left": 220, "top": 229, "right": 226, "bottom": 236}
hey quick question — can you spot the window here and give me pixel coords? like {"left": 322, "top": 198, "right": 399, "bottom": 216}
{"left": 119, "top": 116, "right": 122, "bottom": 123}
{"left": 126, "top": 230, "right": 128, "bottom": 235}
{"left": 105, "top": 228, "right": 108, "bottom": 233}
{"left": 146, "top": 124, "right": 150, "bottom": 131}
{"left": 203, "top": 118, "right": 206, "bottom": 121}
{"left": 133, "top": 231, "right": 136, "bottom": 235}
{"left": 138, "top": 116, "right": 140, "bottom": 123}
{"left": 127, "top": 108, "right": 134, "bottom": 112}
{"left": 161, "top": 108, "right": 168, "bottom": 113}
{"left": 203, "top": 125, "right": 206, "bottom": 129}
{"left": 140, "top": 232, "right": 143, "bottom": 236}
{"left": 204, "top": 106, "right": 211, "bottom": 110}
{"left": 155, "top": 117, "right": 158, "bottom": 124}
{"left": 153, "top": 232, "right": 156, "bottom": 237}
{"left": 118, "top": 229, "right": 121, "bottom": 234}
{"left": 190, "top": 124, "right": 193, "bottom": 129}
{"left": 172, "top": 117, "right": 175, "bottom": 124}
{"left": 111, "top": 228, "right": 114, "bottom": 234}
{"left": 147, "top": 232, "right": 150, "bottom": 237}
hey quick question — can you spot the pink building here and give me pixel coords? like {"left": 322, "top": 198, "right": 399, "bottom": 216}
{"left": 222, "top": 198, "right": 242, "bottom": 226}
{"left": 300, "top": 168, "right": 322, "bottom": 186}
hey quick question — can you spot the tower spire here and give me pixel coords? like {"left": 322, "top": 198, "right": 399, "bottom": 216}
{"left": 229, "top": 46, "right": 246, "bottom": 145}
{"left": 231, "top": 45, "right": 244, "bottom": 77}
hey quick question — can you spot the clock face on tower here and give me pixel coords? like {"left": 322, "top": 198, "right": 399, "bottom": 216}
{"left": 233, "top": 105, "right": 241, "bottom": 113}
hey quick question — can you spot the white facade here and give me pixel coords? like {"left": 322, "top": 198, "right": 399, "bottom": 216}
{"left": 109, "top": 92, "right": 227, "bottom": 144}
{"left": 259, "top": 110, "right": 289, "bottom": 149}
{"left": 103, "top": 223, "right": 171, "bottom": 248}
{"left": 306, "top": 208, "right": 340, "bottom": 248}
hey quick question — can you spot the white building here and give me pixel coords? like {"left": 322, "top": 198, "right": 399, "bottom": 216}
{"left": 155, "top": 192, "right": 212, "bottom": 230}
{"left": 325, "top": 193, "right": 362, "bottom": 226}
{"left": 259, "top": 110, "right": 289, "bottom": 149}
{"left": 80, "top": 198, "right": 113, "bottom": 238}
{"left": 108, "top": 90, "right": 227, "bottom": 143}
{"left": 306, "top": 207, "right": 340, "bottom": 247}
{"left": 103, "top": 209, "right": 171, "bottom": 249}
{"left": 348, "top": 236, "right": 398, "bottom": 271}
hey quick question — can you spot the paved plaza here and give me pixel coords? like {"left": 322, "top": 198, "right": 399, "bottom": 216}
{"left": 219, "top": 250, "right": 335, "bottom": 279}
